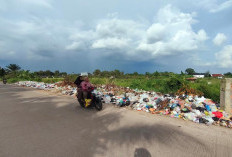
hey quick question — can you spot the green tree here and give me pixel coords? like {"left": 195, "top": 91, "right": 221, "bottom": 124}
{"left": 185, "top": 68, "right": 195, "bottom": 75}
{"left": 133, "top": 72, "right": 139, "bottom": 75}
{"left": 6, "top": 64, "right": 21, "bottom": 72}
{"left": 145, "top": 72, "right": 151, "bottom": 78}
{"left": 45, "top": 70, "right": 54, "bottom": 77}
{"left": 60, "top": 72, "right": 67, "bottom": 77}
{"left": 113, "top": 69, "right": 121, "bottom": 78}
{"left": 54, "top": 70, "right": 60, "bottom": 77}
{"left": 153, "top": 71, "right": 159, "bottom": 77}
{"left": 100, "top": 71, "right": 109, "bottom": 77}
{"left": 204, "top": 71, "right": 211, "bottom": 77}
{"left": 224, "top": 72, "right": 232, "bottom": 77}
{"left": 0, "top": 67, "right": 6, "bottom": 77}
{"left": 93, "top": 69, "right": 101, "bottom": 76}
{"left": 181, "top": 71, "right": 185, "bottom": 75}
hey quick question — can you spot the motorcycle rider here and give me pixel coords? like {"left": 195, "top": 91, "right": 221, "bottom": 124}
{"left": 74, "top": 75, "right": 84, "bottom": 100}
{"left": 80, "top": 76, "right": 94, "bottom": 100}
{"left": 3, "top": 77, "right": 7, "bottom": 84}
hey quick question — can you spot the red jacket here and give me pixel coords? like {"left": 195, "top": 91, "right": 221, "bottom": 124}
{"left": 80, "top": 81, "right": 93, "bottom": 92}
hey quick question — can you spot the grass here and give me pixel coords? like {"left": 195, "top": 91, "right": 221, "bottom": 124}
{"left": 3, "top": 77, "right": 64, "bottom": 84}
{"left": 90, "top": 77, "right": 221, "bottom": 102}
{"left": 2, "top": 74, "right": 221, "bottom": 103}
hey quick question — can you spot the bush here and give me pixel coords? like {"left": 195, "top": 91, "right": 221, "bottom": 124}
{"left": 7, "top": 78, "right": 25, "bottom": 83}
{"left": 90, "top": 78, "right": 107, "bottom": 85}
{"left": 166, "top": 77, "right": 184, "bottom": 93}
{"left": 129, "top": 79, "right": 142, "bottom": 89}
{"left": 197, "top": 84, "right": 220, "bottom": 103}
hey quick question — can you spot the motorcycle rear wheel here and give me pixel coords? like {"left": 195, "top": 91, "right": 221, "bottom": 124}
{"left": 94, "top": 101, "right": 103, "bottom": 111}
{"left": 78, "top": 99, "right": 85, "bottom": 108}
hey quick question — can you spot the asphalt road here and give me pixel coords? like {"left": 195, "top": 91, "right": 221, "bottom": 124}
{"left": 0, "top": 84, "right": 232, "bottom": 157}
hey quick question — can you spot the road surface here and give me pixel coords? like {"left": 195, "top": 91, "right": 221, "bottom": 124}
{"left": 0, "top": 84, "right": 232, "bottom": 157}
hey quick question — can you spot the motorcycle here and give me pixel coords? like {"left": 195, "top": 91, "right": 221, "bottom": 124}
{"left": 3, "top": 79, "right": 7, "bottom": 84}
{"left": 77, "top": 88, "right": 103, "bottom": 111}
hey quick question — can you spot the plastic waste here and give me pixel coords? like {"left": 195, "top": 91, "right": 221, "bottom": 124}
{"left": 16, "top": 81, "right": 232, "bottom": 128}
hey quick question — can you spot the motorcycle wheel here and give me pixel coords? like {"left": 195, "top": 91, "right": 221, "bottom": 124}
{"left": 94, "top": 101, "right": 103, "bottom": 111}
{"left": 78, "top": 99, "right": 85, "bottom": 108}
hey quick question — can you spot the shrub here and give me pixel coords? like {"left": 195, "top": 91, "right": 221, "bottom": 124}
{"left": 197, "top": 84, "right": 220, "bottom": 103}
{"left": 90, "top": 78, "right": 107, "bottom": 85}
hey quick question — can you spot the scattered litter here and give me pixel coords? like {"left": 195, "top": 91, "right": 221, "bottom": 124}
{"left": 16, "top": 81, "right": 232, "bottom": 128}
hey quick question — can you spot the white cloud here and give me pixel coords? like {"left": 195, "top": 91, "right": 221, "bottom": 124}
{"left": 92, "top": 38, "right": 129, "bottom": 49}
{"left": 210, "top": 0, "right": 232, "bottom": 13}
{"left": 67, "top": 18, "right": 145, "bottom": 54}
{"left": 66, "top": 42, "right": 84, "bottom": 50}
{"left": 215, "top": 45, "right": 232, "bottom": 67}
{"left": 213, "top": 33, "right": 227, "bottom": 46}
{"left": 95, "top": 18, "right": 145, "bottom": 39}
{"left": 196, "top": 29, "right": 208, "bottom": 41}
{"left": 146, "top": 23, "right": 166, "bottom": 43}
{"left": 0, "top": 4, "right": 209, "bottom": 63}
{"left": 196, "top": 0, "right": 232, "bottom": 13}
{"left": 65, "top": 5, "right": 209, "bottom": 60}
{"left": 136, "top": 5, "right": 208, "bottom": 57}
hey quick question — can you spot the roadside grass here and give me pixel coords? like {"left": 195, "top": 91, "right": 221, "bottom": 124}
{"left": 90, "top": 77, "right": 221, "bottom": 103}
{"left": 2, "top": 75, "right": 221, "bottom": 103}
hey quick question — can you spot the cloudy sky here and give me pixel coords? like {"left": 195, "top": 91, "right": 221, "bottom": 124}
{"left": 0, "top": 0, "right": 232, "bottom": 73}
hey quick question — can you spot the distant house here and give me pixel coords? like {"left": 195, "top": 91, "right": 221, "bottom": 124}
{"left": 212, "top": 74, "right": 223, "bottom": 79}
{"left": 193, "top": 73, "right": 206, "bottom": 78}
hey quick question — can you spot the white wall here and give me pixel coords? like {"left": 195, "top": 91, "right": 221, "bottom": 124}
{"left": 193, "top": 75, "right": 204, "bottom": 78}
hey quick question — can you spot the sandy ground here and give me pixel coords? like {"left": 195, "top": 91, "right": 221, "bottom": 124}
{"left": 0, "top": 83, "right": 231, "bottom": 157}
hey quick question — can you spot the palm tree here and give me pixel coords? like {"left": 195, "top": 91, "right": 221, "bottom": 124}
{"left": 0, "top": 67, "right": 6, "bottom": 77}
{"left": 6, "top": 64, "right": 21, "bottom": 73}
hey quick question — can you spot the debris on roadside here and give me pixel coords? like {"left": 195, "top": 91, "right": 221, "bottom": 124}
{"left": 16, "top": 81, "right": 232, "bottom": 128}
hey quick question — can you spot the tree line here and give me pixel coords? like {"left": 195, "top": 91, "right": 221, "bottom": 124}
{"left": 0, "top": 64, "right": 67, "bottom": 79}
{"left": 1, "top": 64, "right": 231, "bottom": 79}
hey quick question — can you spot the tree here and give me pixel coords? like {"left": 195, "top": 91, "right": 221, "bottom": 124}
{"left": 153, "top": 71, "right": 159, "bottom": 77}
{"left": 93, "top": 69, "right": 101, "bottom": 76}
{"left": 54, "top": 70, "right": 60, "bottom": 77}
{"left": 224, "top": 72, "right": 232, "bottom": 77}
{"left": 204, "top": 71, "right": 211, "bottom": 77}
{"left": 113, "top": 69, "right": 121, "bottom": 78}
{"left": 133, "top": 72, "right": 139, "bottom": 75}
{"left": 44, "top": 70, "right": 54, "bottom": 77}
{"left": 185, "top": 68, "right": 195, "bottom": 75}
{"left": 0, "top": 67, "right": 6, "bottom": 77}
{"left": 60, "top": 72, "right": 67, "bottom": 77}
{"left": 100, "top": 71, "right": 109, "bottom": 77}
{"left": 6, "top": 64, "right": 21, "bottom": 72}
{"left": 161, "top": 71, "right": 169, "bottom": 76}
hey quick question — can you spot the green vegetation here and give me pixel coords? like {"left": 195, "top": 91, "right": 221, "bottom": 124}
{"left": 185, "top": 68, "right": 195, "bottom": 75}
{"left": 0, "top": 64, "right": 67, "bottom": 83}
{"left": 0, "top": 65, "right": 226, "bottom": 102}
{"left": 89, "top": 76, "right": 221, "bottom": 102}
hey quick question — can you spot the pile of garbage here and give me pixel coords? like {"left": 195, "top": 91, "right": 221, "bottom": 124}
{"left": 17, "top": 81, "right": 56, "bottom": 90}
{"left": 96, "top": 85, "right": 232, "bottom": 128}
{"left": 16, "top": 81, "right": 232, "bottom": 128}
{"left": 17, "top": 81, "right": 77, "bottom": 96}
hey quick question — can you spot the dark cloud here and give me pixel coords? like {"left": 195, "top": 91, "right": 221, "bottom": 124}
{"left": 0, "top": 0, "right": 232, "bottom": 73}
